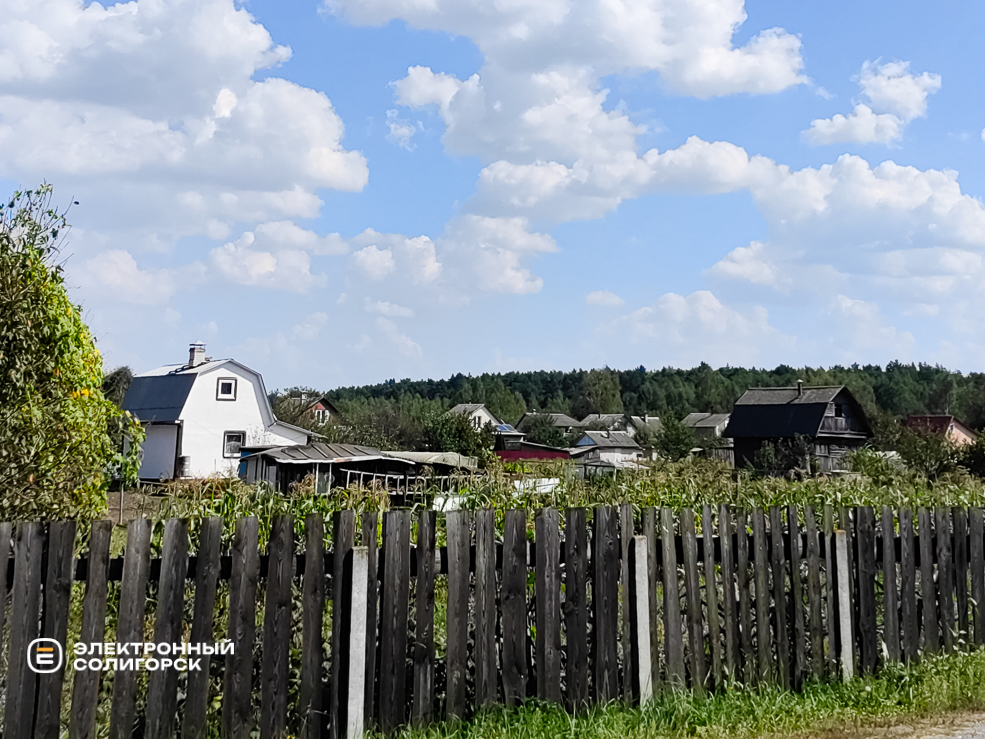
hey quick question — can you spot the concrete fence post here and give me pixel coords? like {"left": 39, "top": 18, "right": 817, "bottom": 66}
{"left": 346, "top": 546, "right": 369, "bottom": 739}
{"left": 629, "top": 535, "right": 653, "bottom": 705}
{"left": 835, "top": 530, "right": 854, "bottom": 681}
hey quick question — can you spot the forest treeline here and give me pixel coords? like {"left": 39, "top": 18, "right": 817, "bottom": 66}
{"left": 321, "top": 362, "right": 985, "bottom": 430}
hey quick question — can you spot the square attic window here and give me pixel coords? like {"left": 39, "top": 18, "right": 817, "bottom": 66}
{"left": 216, "top": 377, "right": 237, "bottom": 401}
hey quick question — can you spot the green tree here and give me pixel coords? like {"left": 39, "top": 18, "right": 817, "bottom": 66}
{"left": 422, "top": 411, "right": 493, "bottom": 459}
{"left": 896, "top": 426, "right": 961, "bottom": 480}
{"left": 517, "top": 413, "right": 568, "bottom": 448}
{"left": 573, "top": 368, "right": 623, "bottom": 418}
{"left": 0, "top": 186, "right": 142, "bottom": 520}
{"left": 653, "top": 417, "right": 696, "bottom": 461}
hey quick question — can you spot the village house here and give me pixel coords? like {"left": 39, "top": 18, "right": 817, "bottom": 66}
{"left": 123, "top": 342, "right": 316, "bottom": 481}
{"left": 906, "top": 415, "right": 979, "bottom": 445}
{"left": 724, "top": 382, "right": 873, "bottom": 473}
{"left": 568, "top": 430, "right": 644, "bottom": 469}
{"left": 286, "top": 392, "right": 343, "bottom": 425}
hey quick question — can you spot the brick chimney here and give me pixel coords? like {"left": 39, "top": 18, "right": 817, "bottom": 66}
{"left": 188, "top": 341, "right": 207, "bottom": 367}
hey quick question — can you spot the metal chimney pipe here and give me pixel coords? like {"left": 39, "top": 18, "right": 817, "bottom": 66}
{"left": 797, "top": 379, "right": 804, "bottom": 397}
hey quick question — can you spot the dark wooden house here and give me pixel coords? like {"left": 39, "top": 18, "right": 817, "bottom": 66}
{"left": 724, "top": 382, "right": 872, "bottom": 472}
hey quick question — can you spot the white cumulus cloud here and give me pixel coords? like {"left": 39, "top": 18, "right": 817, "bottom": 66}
{"left": 805, "top": 60, "right": 940, "bottom": 145}
{"left": 586, "top": 290, "right": 625, "bottom": 307}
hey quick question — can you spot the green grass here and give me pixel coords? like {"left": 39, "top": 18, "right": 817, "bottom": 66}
{"left": 375, "top": 649, "right": 985, "bottom": 739}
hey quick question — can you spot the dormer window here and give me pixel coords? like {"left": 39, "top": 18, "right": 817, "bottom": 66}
{"left": 216, "top": 377, "right": 237, "bottom": 401}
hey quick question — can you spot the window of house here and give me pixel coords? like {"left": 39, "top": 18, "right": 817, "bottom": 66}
{"left": 224, "top": 431, "right": 245, "bottom": 458}
{"left": 314, "top": 408, "right": 328, "bottom": 423}
{"left": 835, "top": 404, "right": 843, "bottom": 417}
{"left": 216, "top": 377, "right": 237, "bottom": 401}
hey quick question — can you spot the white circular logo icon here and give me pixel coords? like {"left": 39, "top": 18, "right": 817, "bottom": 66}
{"left": 28, "top": 638, "right": 63, "bottom": 674}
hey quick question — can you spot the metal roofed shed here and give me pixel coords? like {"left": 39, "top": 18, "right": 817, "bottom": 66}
{"left": 240, "top": 442, "right": 416, "bottom": 493}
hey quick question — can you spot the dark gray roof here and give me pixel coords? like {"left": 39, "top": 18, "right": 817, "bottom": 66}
{"left": 123, "top": 374, "right": 196, "bottom": 422}
{"left": 252, "top": 442, "right": 416, "bottom": 465}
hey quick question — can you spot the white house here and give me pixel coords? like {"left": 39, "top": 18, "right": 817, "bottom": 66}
{"left": 124, "top": 342, "right": 314, "bottom": 481}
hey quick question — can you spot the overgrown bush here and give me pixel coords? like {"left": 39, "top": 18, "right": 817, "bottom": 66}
{"left": 0, "top": 186, "right": 142, "bottom": 521}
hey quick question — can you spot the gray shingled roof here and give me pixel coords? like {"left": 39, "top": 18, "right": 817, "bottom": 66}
{"left": 734, "top": 386, "right": 842, "bottom": 406}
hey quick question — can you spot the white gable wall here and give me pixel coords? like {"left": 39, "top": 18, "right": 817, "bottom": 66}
{"left": 467, "top": 407, "right": 500, "bottom": 428}
{"left": 178, "top": 363, "right": 301, "bottom": 478}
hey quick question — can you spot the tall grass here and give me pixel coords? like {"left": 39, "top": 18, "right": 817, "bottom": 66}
{"left": 377, "top": 650, "right": 985, "bottom": 739}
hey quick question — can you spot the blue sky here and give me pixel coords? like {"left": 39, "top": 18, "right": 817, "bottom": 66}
{"left": 3, "top": 0, "right": 985, "bottom": 389}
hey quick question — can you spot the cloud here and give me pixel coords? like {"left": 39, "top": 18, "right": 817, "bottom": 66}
{"left": 209, "top": 232, "right": 326, "bottom": 291}
{"left": 586, "top": 290, "right": 625, "bottom": 307}
{"left": 609, "top": 290, "right": 793, "bottom": 366}
{"left": 349, "top": 230, "right": 442, "bottom": 283}
{"left": 805, "top": 60, "right": 940, "bottom": 146}
{"left": 291, "top": 312, "right": 329, "bottom": 340}
{"left": 440, "top": 215, "right": 557, "bottom": 294}
{"left": 0, "top": 0, "right": 367, "bottom": 301}
{"left": 253, "top": 221, "right": 348, "bottom": 255}
{"left": 375, "top": 317, "right": 422, "bottom": 358}
{"left": 707, "top": 241, "right": 786, "bottom": 288}
{"left": 350, "top": 244, "right": 396, "bottom": 280}
{"left": 75, "top": 249, "right": 184, "bottom": 306}
{"left": 385, "top": 109, "right": 421, "bottom": 149}
{"left": 365, "top": 300, "right": 415, "bottom": 317}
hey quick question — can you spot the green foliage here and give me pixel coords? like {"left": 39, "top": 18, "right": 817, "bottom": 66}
{"left": 896, "top": 426, "right": 963, "bottom": 480}
{"left": 518, "top": 413, "right": 569, "bottom": 448}
{"left": 748, "top": 434, "right": 814, "bottom": 478}
{"left": 0, "top": 186, "right": 142, "bottom": 521}
{"left": 654, "top": 417, "right": 696, "bottom": 461}
{"left": 422, "top": 411, "right": 495, "bottom": 459}
{"left": 325, "top": 359, "right": 985, "bottom": 430}
{"left": 573, "top": 368, "right": 624, "bottom": 417}
{"left": 376, "top": 649, "right": 985, "bottom": 739}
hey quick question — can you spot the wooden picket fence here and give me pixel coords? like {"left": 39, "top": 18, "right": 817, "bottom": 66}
{"left": 1, "top": 504, "right": 985, "bottom": 739}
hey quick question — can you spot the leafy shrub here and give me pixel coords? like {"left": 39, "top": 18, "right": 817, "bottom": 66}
{"left": 0, "top": 186, "right": 142, "bottom": 521}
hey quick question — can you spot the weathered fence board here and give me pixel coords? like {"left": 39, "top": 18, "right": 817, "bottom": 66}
{"left": 224, "top": 516, "right": 260, "bottom": 739}
{"left": 536, "top": 508, "right": 562, "bottom": 704}
{"left": 184, "top": 517, "right": 223, "bottom": 739}
{"left": 502, "top": 510, "right": 528, "bottom": 707}
{"left": 109, "top": 518, "right": 153, "bottom": 739}
{"left": 445, "top": 511, "right": 469, "bottom": 721}
{"left": 379, "top": 511, "right": 411, "bottom": 733}
{"left": 594, "top": 507, "right": 621, "bottom": 699}
{"left": 564, "top": 507, "right": 589, "bottom": 709}
{"left": 412, "top": 510, "right": 436, "bottom": 725}
{"left": 475, "top": 509, "right": 497, "bottom": 708}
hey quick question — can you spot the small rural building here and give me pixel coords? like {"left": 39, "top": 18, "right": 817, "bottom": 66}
{"left": 580, "top": 413, "right": 663, "bottom": 438}
{"left": 906, "top": 415, "right": 978, "bottom": 445}
{"left": 240, "top": 442, "right": 416, "bottom": 492}
{"left": 569, "top": 430, "right": 643, "bottom": 467}
{"left": 724, "top": 383, "right": 872, "bottom": 473}
{"left": 124, "top": 342, "right": 314, "bottom": 481}
{"left": 286, "top": 393, "right": 343, "bottom": 425}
